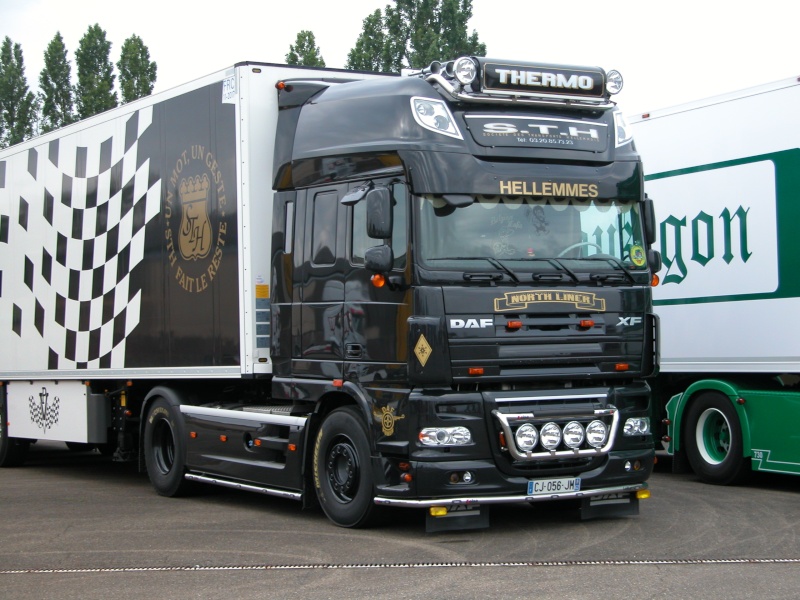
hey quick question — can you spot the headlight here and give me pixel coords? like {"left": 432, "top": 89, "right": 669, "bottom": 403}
{"left": 614, "top": 109, "right": 633, "bottom": 147}
{"left": 411, "top": 96, "right": 463, "bottom": 139}
{"left": 586, "top": 420, "right": 608, "bottom": 448}
{"left": 624, "top": 417, "right": 650, "bottom": 436}
{"left": 419, "top": 426, "right": 472, "bottom": 446}
{"left": 515, "top": 423, "right": 539, "bottom": 451}
{"left": 606, "top": 70, "right": 623, "bottom": 95}
{"left": 540, "top": 422, "right": 562, "bottom": 451}
{"left": 562, "top": 421, "right": 585, "bottom": 449}
{"left": 453, "top": 56, "right": 477, "bottom": 85}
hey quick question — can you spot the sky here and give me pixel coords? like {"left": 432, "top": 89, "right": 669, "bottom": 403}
{"left": 0, "top": 0, "right": 797, "bottom": 116}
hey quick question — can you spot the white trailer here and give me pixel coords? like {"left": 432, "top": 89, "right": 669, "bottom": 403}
{"left": 628, "top": 75, "right": 800, "bottom": 484}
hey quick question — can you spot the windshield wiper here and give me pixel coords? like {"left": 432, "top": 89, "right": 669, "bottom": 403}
{"left": 429, "top": 257, "right": 520, "bottom": 283}
{"left": 582, "top": 256, "right": 636, "bottom": 284}
{"left": 514, "top": 257, "right": 579, "bottom": 283}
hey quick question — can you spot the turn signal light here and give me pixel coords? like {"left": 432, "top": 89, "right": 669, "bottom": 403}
{"left": 579, "top": 319, "right": 595, "bottom": 329}
{"left": 219, "top": 435, "right": 228, "bottom": 442}
{"left": 371, "top": 273, "right": 386, "bottom": 288}
{"left": 615, "top": 363, "right": 630, "bottom": 371}
{"left": 189, "top": 431, "right": 198, "bottom": 439}
{"left": 468, "top": 367, "right": 484, "bottom": 376}
{"left": 506, "top": 320, "right": 523, "bottom": 331}
{"left": 651, "top": 273, "right": 660, "bottom": 287}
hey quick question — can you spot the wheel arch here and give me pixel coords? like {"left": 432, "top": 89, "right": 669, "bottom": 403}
{"left": 670, "top": 379, "right": 752, "bottom": 456}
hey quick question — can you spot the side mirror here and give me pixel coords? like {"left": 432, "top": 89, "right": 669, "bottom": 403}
{"left": 366, "top": 188, "right": 393, "bottom": 239}
{"left": 648, "top": 248, "right": 662, "bottom": 274}
{"left": 643, "top": 196, "right": 657, "bottom": 246}
{"left": 365, "top": 245, "right": 394, "bottom": 273}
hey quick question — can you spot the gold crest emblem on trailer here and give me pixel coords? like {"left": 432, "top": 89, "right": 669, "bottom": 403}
{"left": 414, "top": 334, "right": 433, "bottom": 367}
{"left": 179, "top": 174, "right": 212, "bottom": 260}
{"left": 164, "top": 145, "right": 230, "bottom": 294}
{"left": 380, "top": 406, "right": 406, "bottom": 436}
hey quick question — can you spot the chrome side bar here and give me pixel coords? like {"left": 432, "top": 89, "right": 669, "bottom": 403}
{"left": 185, "top": 473, "right": 302, "bottom": 501}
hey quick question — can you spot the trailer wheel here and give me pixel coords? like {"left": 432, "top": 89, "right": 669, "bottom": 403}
{"left": 0, "top": 403, "right": 29, "bottom": 467}
{"left": 684, "top": 392, "right": 751, "bottom": 485}
{"left": 144, "top": 397, "right": 191, "bottom": 496}
{"left": 313, "top": 407, "right": 378, "bottom": 528}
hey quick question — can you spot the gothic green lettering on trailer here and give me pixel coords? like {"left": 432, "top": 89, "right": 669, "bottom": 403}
{"left": 649, "top": 150, "right": 800, "bottom": 305}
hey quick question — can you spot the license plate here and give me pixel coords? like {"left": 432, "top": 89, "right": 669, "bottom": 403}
{"left": 527, "top": 477, "right": 581, "bottom": 495}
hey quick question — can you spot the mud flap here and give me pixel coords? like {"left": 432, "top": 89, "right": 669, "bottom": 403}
{"left": 580, "top": 493, "right": 639, "bottom": 520}
{"left": 425, "top": 504, "right": 490, "bottom": 532}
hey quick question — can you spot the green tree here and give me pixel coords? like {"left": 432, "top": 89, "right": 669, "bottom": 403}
{"left": 75, "top": 24, "right": 117, "bottom": 119}
{"left": 347, "top": 0, "right": 486, "bottom": 73}
{"left": 345, "top": 10, "right": 386, "bottom": 71}
{"left": 39, "top": 32, "right": 75, "bottom": 133}
{"left": 285, "top": 30, "right": 326, "bottom": 67}
{"left": 0, "top": 36, "right": 37, "bottom": 147}
{"left": 117, "top": 34, "right": 157, "bottom": 103}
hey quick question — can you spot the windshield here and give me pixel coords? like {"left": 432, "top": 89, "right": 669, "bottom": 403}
{"left": 416, "top": 195, "right": 648, "bottom": 274}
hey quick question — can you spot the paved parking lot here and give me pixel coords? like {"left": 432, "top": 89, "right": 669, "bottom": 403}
{"left": 1, "top": 442, "right": 799, "bottom": 598}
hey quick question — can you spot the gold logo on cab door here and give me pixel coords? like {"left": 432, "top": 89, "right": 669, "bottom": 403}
{"left": 414, "top": 334, "right": 433, "bottom": 367}
{"left": 380, "top": 406, "right": 406, "bottom": 436}
{"left": 495, "top": 290, "right": 606, "bottom": 312}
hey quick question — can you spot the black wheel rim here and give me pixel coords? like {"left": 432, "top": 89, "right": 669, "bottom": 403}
{"left": 326, "top": 437, "right": 359, "bottom": 503}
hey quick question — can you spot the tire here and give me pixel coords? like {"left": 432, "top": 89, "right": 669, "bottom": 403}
{"left": 143, "top": 397, "right": 192, "bottom": 497}
{"left": 313, "top": 407, "right": 378, "bottom": 528}
{"left": 684, "top": 392, "right": 751, "bottom": 485}
{"left": 0, "top": 401, "right": 30, "bottom": 468}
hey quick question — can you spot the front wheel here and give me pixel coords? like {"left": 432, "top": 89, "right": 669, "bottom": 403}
{"left": 684, "top": 392, "right": 751, "bottom": 485}
{"left": 143, "top": 397, "right": 192, "bottom": 497}
{"left": 313, "top": 407, "right": 378, "bottom": 528}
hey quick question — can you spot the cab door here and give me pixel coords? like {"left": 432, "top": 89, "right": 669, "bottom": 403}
{"left": 294, "top": 185, "right": 348, "bottom": 380}
{"left": 344, "top": 180, "right": 411, "bottom": 379}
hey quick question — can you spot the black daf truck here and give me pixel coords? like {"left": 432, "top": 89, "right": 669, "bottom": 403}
{"left": 0, "top": 57, "right": 659, "bottom": 532}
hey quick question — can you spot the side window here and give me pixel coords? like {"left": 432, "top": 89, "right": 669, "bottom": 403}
{"left": 311, "top": 191, "right": 337, "bottom": 265}
{"left": 351, "top": 183, "right": 407, "bottom": 269}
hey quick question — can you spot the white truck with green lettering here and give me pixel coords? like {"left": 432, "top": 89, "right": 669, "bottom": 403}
{"left": 629, "top": 75, "right": 800, "bottom": 484}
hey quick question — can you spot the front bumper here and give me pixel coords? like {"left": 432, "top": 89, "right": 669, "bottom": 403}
{"left": 374, "top": 447, "right": 654, "bottom": 507}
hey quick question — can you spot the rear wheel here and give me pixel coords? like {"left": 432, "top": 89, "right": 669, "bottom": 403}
{"left": 313, "top": 407, "right": 378, "bottom": 528}
{"left": 684, "top": 392, "right": 750, "bottom": 485}
{"left": 143, "top": 397, "right": 191, "bottom": 496}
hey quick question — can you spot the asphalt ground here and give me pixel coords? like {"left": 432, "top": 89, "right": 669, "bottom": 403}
{"left": 1, "top": 442, "right": 799, "bottom": 599}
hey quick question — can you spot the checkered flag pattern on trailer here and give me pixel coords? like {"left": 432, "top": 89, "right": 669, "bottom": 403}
{"left": 0, "top": 107, "right": 161, "bottom": 371}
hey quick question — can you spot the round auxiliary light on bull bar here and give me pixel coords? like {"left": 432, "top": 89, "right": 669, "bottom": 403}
{"left": 586, "top": 420, "right": 609, "bottom": 448}
{"left": 563, "top": 421, "right": 586, "bottom": 449}
{"left": 515, "top": 423, "right": 539, "bottom": 451}
{"left": 454, "top": 57, "right": 477, "bottom": 85}
{"left": 540, "top": 422, "right": 562, "bottom": 451}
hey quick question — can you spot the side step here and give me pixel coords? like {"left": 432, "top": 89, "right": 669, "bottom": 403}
{"left": 185, "top": 473, "right": 302, "bottom": 501}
